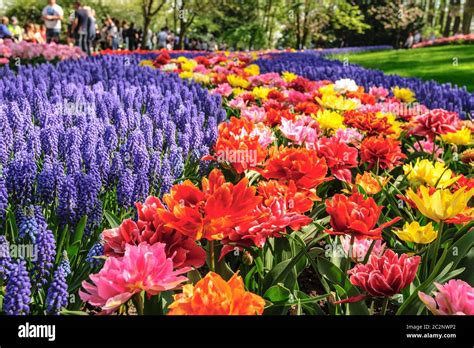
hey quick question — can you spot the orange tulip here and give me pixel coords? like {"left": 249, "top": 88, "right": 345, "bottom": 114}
{"left": 211, "top": 117, "right": 268, "bottom": 173}
{"left": 158, "top": 169, "right": 261, "bottom": 241}
{"left": 262, "top": 146, "right": 329, "bottom": 191}
{"left": 168, "top": 272, "right": 265, "bottom": 315}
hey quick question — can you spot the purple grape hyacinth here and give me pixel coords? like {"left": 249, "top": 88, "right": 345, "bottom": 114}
{"left": 3, "top": 259, "right": 31, "bottom": 315}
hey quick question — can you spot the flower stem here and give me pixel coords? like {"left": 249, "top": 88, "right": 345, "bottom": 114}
{"left": 363, "top": 239, "right": 377, "bottom": 264}
{"left": 209, "top": 240, "right": 216, "bottom": 272}
{"left": 347, "top": 234, "right": 355, "bottom": 270}
{"left": 132, "top": 292, "right": 144, "bottom": 316}
{"left": 381, "top": 297, "right": 390, "bottom": 315}
{"left": 430, "top": 221, "right": 444, "bottom": 273}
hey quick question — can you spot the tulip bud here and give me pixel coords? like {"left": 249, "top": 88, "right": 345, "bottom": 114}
{"left": 242, "top": 250, "right": 253, "bottom": 265}
{"left": 460, "top": 149, "right": 474, "bottom": 164}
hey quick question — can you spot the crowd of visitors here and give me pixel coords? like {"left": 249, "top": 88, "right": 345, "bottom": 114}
{"left": 0, "top": 0, "right": 219, "bottom": 55}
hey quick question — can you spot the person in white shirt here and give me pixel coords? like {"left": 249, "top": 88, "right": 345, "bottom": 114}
{"left": 42, "top": 0, "right": 64, "bottom": 43}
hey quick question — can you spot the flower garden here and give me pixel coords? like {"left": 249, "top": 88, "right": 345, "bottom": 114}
{"left": 0, "top": 45, "right": 473, "bottom": 316}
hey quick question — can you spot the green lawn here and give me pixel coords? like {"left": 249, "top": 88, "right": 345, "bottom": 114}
{"left": 332, "top": 45, "right": 474, "bottom": 92}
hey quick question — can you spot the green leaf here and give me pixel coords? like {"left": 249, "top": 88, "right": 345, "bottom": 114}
{"left": 294, "top": 291, "right": 326, "bottom": 315}
{"left": 442, "top": 229, "right": 474, "bottom": 270}
{"left": 60, "top": 309, "right": 89, "bottom": 316}
{"left": 397, "top": 258, "right": 454, "bottom": 315}
{"left": 187, "top": 269, "right": 202, "bottom": 285}
{"left": 72, "top": 215, "right": 87, "bottom": 245}
{"left": 55, "top": 225, "right": 69, "bottom": 263}
{"left": 262, "top": 253, "right": 302, "bottom": 293}
{"left": 317, "top": 257, "right": 368, "bottom": 315}
{"left": 215, "top": 259, "right": 234, "bottom": 281}
{"left": 263, "top": 284, "right": 292, "bottom": 315}
{"left": 264, "top": 284, "right": 291, "bottom": 303}
{"left": 274, "top": 236, "right": 293, "bottom": 264}
{"left": 104, "top": 210, "right": 121, "bottom": 228}
{"left": 144, "top": 294, "right": 163, "bottom": 315}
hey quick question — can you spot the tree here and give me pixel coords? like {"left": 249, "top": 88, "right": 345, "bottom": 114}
{"left": 141, "top": 0, "right": 167, "bottom": 49}
{"left": 462, "top": 0, "right": 474, "bottom": 33}
{"left": 173, "top": 0, "right": 212, "bottom": 49}
{"left": 368, "top": 1, "right": 424, "bottom": 47}
{"left": 328, "top": 1, "right": 370, "bottom": 46}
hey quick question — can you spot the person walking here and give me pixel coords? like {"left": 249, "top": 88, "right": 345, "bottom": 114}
{"left": 71, "top": 1, "right": 88, "bottom": 48}
{"left": 0, "top": 17, "right": 12, "bottom": 40}
{"left": 106, "top": 17, "right": 118, "bottom": 50}
{"left": 42, "top": 0, "right": 64, "bottom": 43}
{"left": 157, "top": 27, "right": 168, "bottom": 49}
{"left": 126, "top": 22, "right": 138, "bottom": 51}
{"left": 8, "top": 17, "right": 23, "bottom": 42}
{"left": 80, "top": 6, "right": 96, "bottom": 55}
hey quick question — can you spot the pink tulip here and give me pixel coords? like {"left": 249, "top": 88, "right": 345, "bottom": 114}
{"left": 334, "top": 128, "right": 364, "bottom": 145}
{"left": 419, "top": 279, "right": 474, "bottom": 315}
{"left": 279, "top": 116, "right": 319, "bottom": 147}
{"left": 340, "top": 235, "right": 386, "bottom": 262}
{"left": 79, "top": 242, "right": 189, "bottom": 314}
{"left": 241, "top": 105, "right": 266, "bottom": 123}
{"left": 369, "top": 86, "right": 389, "bottom": 100}
{"left": 348, "top": 249, "right": 420, "bottom": 297}
{"left": 249, "top": 122, "right": 275, "bottom": 147}
{"left": 411, "top": 137, "right": 444, "bottom": 158}
{"left": 211, "top": 83, "right": 233, "bottom": 97}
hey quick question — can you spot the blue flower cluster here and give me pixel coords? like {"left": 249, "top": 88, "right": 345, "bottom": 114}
{"left": 3, "top": 259, "right": 31, "bottom": 315}
{"left": 256, "top": 51, "right": 473, "bottom": 119}
{"left": 45, "top": 253, "right": 71, "bottom": 315}
{"left": 0, "top": 55, "right": 225, "bottom": 232}
{"left": 0, "top": 54, "right": 226, "bottom": 315}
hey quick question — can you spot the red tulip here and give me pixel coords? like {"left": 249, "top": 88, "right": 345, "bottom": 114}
{"left": 348, "top": 249, "right": 421, "bottom": 297}
{"left": 360, "top": 136, "right": 406, "bottom": 170}
{"left": 317, "top": 137, "right": 358, "bottom": 182}
{"left": 102, "top": 196, "right": 206, "bottom": 269}
{"left": 412, "top": 109, "right": 459, "bottom": 139}
{"left": 325, "top": 192, "right": 400, "bottom": 239}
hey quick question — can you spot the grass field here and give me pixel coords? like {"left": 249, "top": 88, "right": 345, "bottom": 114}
{"left": 332, "top": 45, "right": 474, "bottom": 92}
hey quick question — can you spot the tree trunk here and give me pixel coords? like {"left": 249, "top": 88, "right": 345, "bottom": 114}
{"left": 443, "top": 15, "right": 452, "bottom": 36}
{"left": 295, "top": 2, "right": 301, "bottom": 49}
{"left": 451, "top": 1, "right": 462, "bottom": 34}
{"left": 452, "top": 15, "right": 461, "bottom": 34}
{"left": 439, "top": 0, "right": 447, "bottom": 28}
{"left": 173, "top": 0, "right": 178, "bottom": 33}
{"left": 142, "top": 16, "right": 151, "bottom": 49}
{"left": 427, "top": 0, "right": 435, "bottom": 25}
{"left": 179, "top": 20, "right": 186, "bottom": 49}
{"left": 462, "top": 0, "right": 474, "bottom": 33}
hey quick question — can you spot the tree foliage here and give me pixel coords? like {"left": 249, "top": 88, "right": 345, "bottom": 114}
{"left": 2, "top": 0, "right": 473, "bottom": 48}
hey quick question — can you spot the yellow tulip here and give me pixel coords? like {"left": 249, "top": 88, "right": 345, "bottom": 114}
{"left": 314, "top": 110, "right": 345, "bottom": 133}
{"left": 316, "top": 94, "right": 358, "bottom": 111}
{"left": 252, "top": 86, "right": 272, "bottom": 100}
{"left": 244, "top": 64, "right": 260, "bottom": 76}
{"left": 318, "top": 84, "right": 336, "bottom": 95}
{"left": 192, "top": 73, "right": 211, "bottom": 84}
{"left": 282, "top": 71, "right": 298, "bottom": 83}
{"left": 139, "top": 60, "right": 155, "bottom": 68}
{"left": 227, "top": 74, "right": 250, "bottom": 89}
{"left": 181, "top": 59, "right": 197, "bottom": 72}
{"left": 394, "top": 221, "right": 438, "bottom": 244}
{"left": 179, "top": 71, "right": 193, "bottom": 79}
{"left": 403, "top": 159, "right": 460, "bottom": 189}
{"left": 232, "top": 88, "right": 246, "bottom": 96}
{"left": 441, "top": 127, "right": 472, "bottom": 146}
{"left": 392, "top": 86, "right": 416, "bottom": 103}
{"left": 378, "top": 112, "right": 402, "bottom": 138}
{"left": 406, "top": 185, "right": 474, "bottom": 222}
